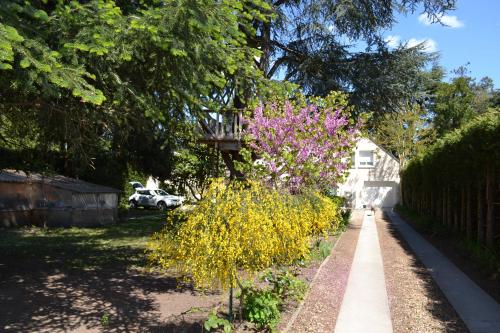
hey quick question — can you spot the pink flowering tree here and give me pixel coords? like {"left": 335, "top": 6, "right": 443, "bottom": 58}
{"left": 240, "top": 92, "right": 361, "bottom": 192}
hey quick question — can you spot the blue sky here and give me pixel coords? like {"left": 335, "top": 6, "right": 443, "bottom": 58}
{"left": 384, "top": 0, "right": 500, "bottom": 87}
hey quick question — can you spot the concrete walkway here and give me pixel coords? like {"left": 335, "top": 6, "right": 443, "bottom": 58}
{"left": 334, "top": 211, "right": 393, "bottom": 333}
{"left": 386, "top": 210, "right": 500, "bottom": 333}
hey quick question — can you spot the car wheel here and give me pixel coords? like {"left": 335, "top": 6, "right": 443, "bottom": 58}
{"left": 157, "top": 201, "right": 167, "bottom": 211}
{"left": 129, "top": 200, "right": 138, "bottom": 209}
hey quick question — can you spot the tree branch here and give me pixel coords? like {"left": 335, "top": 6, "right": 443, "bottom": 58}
{"left": 271, "top": 40, "right": 305, "bottom": 59}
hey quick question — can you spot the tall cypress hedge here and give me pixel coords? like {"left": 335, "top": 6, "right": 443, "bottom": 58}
{"left": 401, "top": 110, "right": 500, "bottom": 247}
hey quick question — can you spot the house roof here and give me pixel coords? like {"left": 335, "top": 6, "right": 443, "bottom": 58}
{"left": 0, "top": 170, "right": 120, "bottom": 193}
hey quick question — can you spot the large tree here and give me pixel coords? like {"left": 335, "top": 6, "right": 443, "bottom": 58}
{"left": 1, "top": 0, "right": 459, "bottom": 184}
{"left": 246, "top": 0, "right": 456, "bottom": 114}
{"left": 0, "top": 0, "right": 267, "bottom": 186}
{"left": 374, "top": 103, "right": 434, "bottom": 168}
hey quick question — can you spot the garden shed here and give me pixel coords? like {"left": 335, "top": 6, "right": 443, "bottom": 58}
{"left": 0, "top": 170, "right": 120, "bottom": 227}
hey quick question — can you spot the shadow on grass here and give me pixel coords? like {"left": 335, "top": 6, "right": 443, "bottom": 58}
{"left": 0, "top": 216, "right": 206, "bottom": 332}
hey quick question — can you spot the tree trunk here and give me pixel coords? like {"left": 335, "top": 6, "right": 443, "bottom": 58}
{"left": 442, "top": 187, "right": 446, "bottom": 225}
{"left": 485, "top": 162, "right": 495, "bottom": 247}
{"left": 221, "top": 151, "right": 244, "bottom": 179}
{"left": 466, "top": 184, "right": 472, "bottom": 239}
{"left": 446, "top": 187, "right": 453, "bottom": 228}
{"left": 477, "top": 179, "right": 484, "bottom": 243}
{"left": 461, "top": 187, "right": 466, "bottom": 232}
{"left": 430, "top": 189, "right": 435, "bottom": 219}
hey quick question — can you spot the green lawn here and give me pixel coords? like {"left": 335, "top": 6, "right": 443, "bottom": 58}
{"left": 0, "top": 213, "right": 166, "bottom": 271}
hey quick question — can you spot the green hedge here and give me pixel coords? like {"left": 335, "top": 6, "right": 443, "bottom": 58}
{"left": 401, "top": 110, "right": 500, "bottom": 247}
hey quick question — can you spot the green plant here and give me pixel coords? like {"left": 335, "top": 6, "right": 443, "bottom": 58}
{"left": 395, "top": 204, "right": 447, "bottom": 237}
{"left": 459, "top": 239, "right": 500, "bottom": 274}
{"left": 242, "top": 287, "right": 281, "bottom": 331}
{"left": 263, "top": 270, "right": 308, "bottom": 302}
{"left": 204, "top": 311, "right": 232, "bottom": 333}
{"left": 340, "top": 209, "right": 352, "bottom": 231}
{"left": 401, "top": 110, "right": 500, "bottom": 246}
{"left": 100, "top": 312, "right": 110, "bottom": 327}
{"left": 309, "top": 239, "right": 333, "bottom": 262}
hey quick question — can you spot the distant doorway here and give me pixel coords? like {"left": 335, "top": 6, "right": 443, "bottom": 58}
{"left": 359, "top": 181, "right": 398, "bottom": 208}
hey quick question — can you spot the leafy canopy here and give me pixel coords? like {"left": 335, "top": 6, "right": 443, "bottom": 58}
{"left": 0, "top": 0, "right": 269, "bottom": 185}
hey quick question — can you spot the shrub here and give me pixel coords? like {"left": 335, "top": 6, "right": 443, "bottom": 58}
{"left": 204, "top": 311, "right": 232, "bottom": 333}
{"left": 401, "top": 110, "right": 500, "bottom": 246}
{"left": 241, "top": 287, "right": 281, "bottom": 331}
{"left": 263, "top": 270, "right": 308, "bottom": 302}
{"left": 340, "top": 209, "right": 352, "bottom": 230}
{"left": 309, "top": 239, "right": 334, "bottom": 262}
{"left": 147, "top": 179, "right": 341, "bottom": 290}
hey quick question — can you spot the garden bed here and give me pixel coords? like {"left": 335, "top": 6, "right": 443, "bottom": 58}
{"left": 0, "top": 213, "right": 343, "bottom": 332}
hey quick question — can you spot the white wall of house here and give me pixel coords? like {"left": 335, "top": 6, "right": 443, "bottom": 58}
{"left": 337, "top": 138, "right": 400, "bottom": 209}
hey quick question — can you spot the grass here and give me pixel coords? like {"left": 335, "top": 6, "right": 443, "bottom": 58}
{"left": 0, "top": 213, "right": 166, "bottom": 270}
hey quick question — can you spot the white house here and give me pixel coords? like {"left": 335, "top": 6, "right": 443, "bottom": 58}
{"left": 337, "top": 138, "right": 400, "bottom": 209}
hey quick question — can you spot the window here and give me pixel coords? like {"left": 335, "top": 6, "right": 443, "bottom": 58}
{"left": 156, "top": 190, "right": 169, "bottom": 196}
{"left": 358, "top": 150, "right": 374, "bottom": 167}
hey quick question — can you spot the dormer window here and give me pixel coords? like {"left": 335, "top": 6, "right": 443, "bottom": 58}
{"left": 359, "top": 150, "right": 374, "bottom": 167}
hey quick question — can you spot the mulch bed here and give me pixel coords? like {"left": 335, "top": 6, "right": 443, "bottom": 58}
{"left": 376, "top": 211, "right": 469, "bottom": 333}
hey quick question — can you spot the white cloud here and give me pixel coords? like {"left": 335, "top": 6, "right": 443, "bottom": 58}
{"left": 384, "top": 35, "right": 401, "bottom": 48}
{"left": 418, "top": 14, "right": 434, "bottom": 25}
{"left": 407, "top": 38, "right": 437, "bottom": 52}
{"left": 441, "top": 15, "right": 465, "bottom": 28}
{"left": 418, "top": 13, "right": 464, "bottom": 28}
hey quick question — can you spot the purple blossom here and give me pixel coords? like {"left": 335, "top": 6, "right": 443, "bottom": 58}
{"left": 245, "top": 100, "right": 360, "bottom": 191}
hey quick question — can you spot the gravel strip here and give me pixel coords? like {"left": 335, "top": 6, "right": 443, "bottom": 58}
{"left": 376, "top": 211, "right": 469, "bottom": 333}
{"left": 282, "top": 210, "right": 364, "bottom": 333}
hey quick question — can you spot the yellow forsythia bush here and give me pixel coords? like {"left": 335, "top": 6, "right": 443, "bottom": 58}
{"left": 147, "top": 179, "right": 341, "bottom": 290}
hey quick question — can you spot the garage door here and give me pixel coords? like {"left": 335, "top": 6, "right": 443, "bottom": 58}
{"left": 360, "top": 181, "right": 398, "bottom": 208}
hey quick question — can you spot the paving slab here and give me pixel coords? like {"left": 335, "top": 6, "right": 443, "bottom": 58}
{"left": 386, "top": 210, "right": 500, "bottom": 333}
{"left": 334, "top": 211, "right": 393, "bottom": 333}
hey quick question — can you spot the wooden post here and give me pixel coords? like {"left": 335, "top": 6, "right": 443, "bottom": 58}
{"left": 477, "top": 179, "right": 484, "bottom": 243}
{"left": 232, "top": 111, "right": 237, "bottom": 140}
{"left": 216, "top": 112, "right": 221, "bottom": 138}
{"left": 485, "top": 162, "right": 494, "bottom": 247}
{"left": 238, "top": 111, "right": 243, "bottom": 139}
